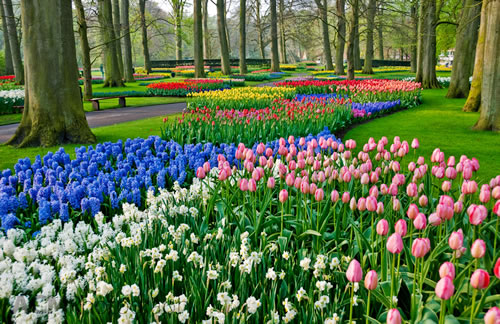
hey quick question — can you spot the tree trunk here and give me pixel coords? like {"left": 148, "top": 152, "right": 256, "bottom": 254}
{"left": 446, "top": 0, "right": 481, "bottom": 98}
{"left": 362, "top": 0, "right": 376, "bottom": 74}
{"left": 0, "top": 0, "right": 13, "bottom": 75}
{"left": 472, "top": 0, "right": 499, "bottom": 131}
{"left": 410, "top": 1, "right": 418, "bottom": 73}
{"left": 74, "top": 0, "right": 93, "bottom": 100}
{"left": 202, "top": 0, "right": 210, "bottom": 59}
{"left": 278, "top": 0, "right": 287, "bottom": 63}
{"left": 224, "top": 2, "right": 231, "bottom": 56}
{"left": 112, "top": 0, "right": 124, "bottom": 78}
{"left": 98, "top": 0, "right": 124, "bottom": 87}
{"left": 335, "top": 0, "right": 346, "bottom": 74}
{"left": 121, "top": 0, "right": 135, "bottom": 82}
{"left": 377, "top": 5, "right": 384, "bottom": 60}
{"left": 239, "top": 0, "right": 247, "bottom": 74}
{"left": 270, "top": 0, "right": 280, "bottom": 72}
{"left": 346, "top": 0, "right": 359, "bottom": 80}
{"left": 217, "top": 0, "right": 231, "bottom": 74}
{"left": 3, "top": 0, "right": 23, "bottom": 83}
{"left": 354, "top": 23, "right": 361, "bottom": 70}
{"left": 255, "top": 0, "right": 265, "bottom": 59}
{"left": 9, "top": 0, "right": 95, "bottom": 147}
{"left": 315, "top": 0, "right": 334, "bottom": 70}
{"left": 174, "top": 2, "right": 183, "bottom": 60}
{"left": 419, "top": 0, "right": 440, "bottom": 88}
{"left": 139, "top": 0, "right": 151, "bottom": 73}
{"left": 416, "top": 0, "right": 424, "bottom": 81}
{"left": 194, "top": 0, "right": 204, "bottom": 78}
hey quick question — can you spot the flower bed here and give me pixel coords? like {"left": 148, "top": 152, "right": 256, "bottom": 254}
{"left": 0, "top": 89, "right": 24, "bottom": 114}
{"left": 146, "top": 80, "right": 227, "bottom": 97}
{"left": 232, "top": 73, "right": 272, "bottom": 81}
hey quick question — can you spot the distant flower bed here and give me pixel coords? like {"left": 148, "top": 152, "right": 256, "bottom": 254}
{"left": 0, "top": 89, "right": 24, "bottom": 114}
{"left": 146, "top": 80, "right": 228, "bottom": 97}
{"left": 280, "top": 64, "right": 298, "bottom": 71}
{"left": 232, "top": 73, "right": 272, "bottom": 81}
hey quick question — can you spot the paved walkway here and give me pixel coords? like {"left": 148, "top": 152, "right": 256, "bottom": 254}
{"left": 0, "top": 102, "right": 187, "bottom": 143}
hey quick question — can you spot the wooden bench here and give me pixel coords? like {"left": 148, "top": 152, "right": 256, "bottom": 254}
{"left": 13, "top": 105, "right": 24, "bottom": 113}
{"left": 88, "top": 96, "right": 126, "bottom": 111}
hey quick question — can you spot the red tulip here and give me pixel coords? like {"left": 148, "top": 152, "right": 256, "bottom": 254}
{"left": 387, "top": 308, "right": 402, "bottom": 324}
{"left": 493, "top": 258, "right": 500, "bottom": 279}
{"left": 435, "top": 276, "right": 454, "bottom": 300}
{"left": 387, "top": 233, "right": 403, "bottom": 254}
{"left": 439, "top": 262, "right": 455, "bottom": 280}
{"left": 346, "top": 259, "right": 362, "bottom": 282}
{"left": 364, "top": 270, "right": 378, "bottom": 290}
{"left": 470, "top": 269, "right": 490, "bottom": 289}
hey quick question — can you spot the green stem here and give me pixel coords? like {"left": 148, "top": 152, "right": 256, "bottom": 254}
{"left": 280, "top": 203, "right": 284, "bottom": 236}
{"left": 470, "top": 289, "right": 477, "bottom": 323}
{"left": 349, "top": 284, "right": 354, "bottom": 324}
{"left": 494, "top": 217, "right": 499, "bottom": 259}
{"left": 366, "top": 290, "right": 371, "bottom": 324}
{"left": 440, "top": 298, "right": 446, "bottom": 324}
{"left": 390, "top": 253, "right": 396, "bottom": 308}
{"left": 411, "top": 258, "right": 418, "bottom": 322}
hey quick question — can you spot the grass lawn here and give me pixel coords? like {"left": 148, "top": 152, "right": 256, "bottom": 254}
{"left": 344, "top": 88, "right": 500, "bottom": 183}
{"left": 0, "top": 114, "right": 181, "bottom": 171}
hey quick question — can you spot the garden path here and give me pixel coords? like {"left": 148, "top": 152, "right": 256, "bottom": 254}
{"left": 0, "top": 102, "right": 187, "bottom": 143}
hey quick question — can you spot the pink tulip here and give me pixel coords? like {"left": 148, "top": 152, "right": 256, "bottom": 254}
{"left": 442, "top": 181, "right": 451, "bottom": 192}
{"left": 239, "top": 179, "right": 248, "bottom": 191}
{"left": 285, "top": 173, "right": 294, "bottom": 186}
{"left": 412, "top": 238, "right": 430, "bottom": 258}
{"left": 346, "top": 259, "right": 362, "bottom": 282}
{"left": 364, "top": 270, "right": 378, "bottom": 290}
{"left": 300, "top": 181, "right": 309, "bottom": 194}
{"left": 437, "top": 203, "right": 453, "bottom": 220}
{"left": 413, "top": 213, "right": 427, "bottom": 230}
{"left": 377, "top": 219, "right": 389, "bottom": 236}
{"left": 377, "top": 202, "right": 385, "bottom": 215}
{"left": 419, "top": 195, "right": 428, "bottom": 207}
{"left": 203, "top": 162, "right": 211, "bottom": 173}
{"left": 196, "top": 167, "right": 206, "bottom": 179}
{"left": 358, "top": 197, "right": 367, "bottom": 211}
{"left": 387, "top": 233, "right": 403, "bottom": 254}
{"left": 342, "top": 192, "right": 350, "bottom": 203}
{"left": 454, "top": 201, "right": 463, "bottom": 214}
{"left": 479, "top": 189, "right": 491, "bottom": 203}
{"left": 366, "top": 196, "right": 377, "bottom": 212}
{"left": 309, "top": 183, "right": 317, "bottom": 195}
{"left": 350, "top": 197, "right": 357, "bottom": 211}
{"left": 439, "top": 262, "right": 455, "bottom": 280}
{"left": 448, "top": 229, "right": 464, "bottom": 250}
{"left": 492, "top": 186, "right": 500, "bottom": 199}
{"left": 279, "top": 189, "right": 288, "bottom": 203}
{"left": 411, "top": 138, "right": 419, "bottom": 149}
{"left": 468, "top": 204, "right": 487, "bottom": 225}
{"left": 435, "top": 276, "right": 454, "bottom": 300}
{"left": 471, "top": 239, "right": 486, "bottom": 259}
{"left": 493, "top": 200, "right": 500, "bottom": 217}
{"left": 331, "top": 190, "right": 339, "bottom": 203}
{"left": 407, "top": 204, "right": 419, "bottom": 220}
{"left": 406, "top": 183, "right": 418, "bottom": 197}
{"left": 315, "top": 188, "right": 324, "bottom": 202}
{"left": 248, "top": 179, "right": 257, "bottom": 192}
{"left": 495, "top": 258, "right": 500, "bottom": 279}
{"left": 267, "top": 177, "right": 276, "bottom": 189}
{"left": 395, "top": 219, "right": 407, "bottom": 237}
{"left": 470, "top": 269, "right": 490, "bottom": 289}
{"left": 428, "top": 213, "right": 442, "bottom": 226}
{"left": 484, "top": 307, "right": 500, "bottom": 324}
{"left": 387, "top": 308, "right": 402, "bottom": 324}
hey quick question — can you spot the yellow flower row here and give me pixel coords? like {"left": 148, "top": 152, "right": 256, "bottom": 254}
{"left": 189, "top": 86, "right": 295, "bottom": 100}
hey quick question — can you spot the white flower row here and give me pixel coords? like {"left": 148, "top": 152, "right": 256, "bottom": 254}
{"left": 0, "top": 89, "right": 24, "bottom": 100}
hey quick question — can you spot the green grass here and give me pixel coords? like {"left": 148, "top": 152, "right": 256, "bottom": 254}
{"left": 344, "top": 88, "right": 500, "bottom": 183}
{"left": 82, "top": 96, "right": 187, "bottom": 112}
{"left": 0, "top": 113, "right": 181, "bottom": 171}
{"left": 0, "top": 114, "right": 22, "bottom": 126}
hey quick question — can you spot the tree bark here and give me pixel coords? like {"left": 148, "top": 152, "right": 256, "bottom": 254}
{"left": 202, "top": 0, "right": 210, "bottom": 59}
{"left": 472, "top": 0, "right": 499, "bottom": 131}
{"left": 377, "top": 5, "right": 384, "bottom": 60}
{"left": 315, "top": 0, "right": 334, "bottom": 70}
{"left": 419, "top": 0, "right": 440, "bottom": 88}
{"left": 239, "top": 0, "right": 247, "bottom": 74}
{"left": 255, "top": 0, "right": 265, "bottom": 59}
{"left": 410, "top": 1, "right": 418, "bottom": 73}
{"left": 9, "top": 0, "right": 95, "bottom": 147}
{"left": 217, "top": 0, "right": 231, "bottom": 74}
{"left": 194, "top": 0, "right": 204, "bottom": 77}
{"left": 112, "top": 0, "right": 124, "bottom": 78}
{"left": 139, "top": 0, "right": 151, "bottom": 73}
{"left": 98, "top": 0, "right": 124, "bottom": 87}
{"left": 278, "top": 0, "right": 287, "bottom": 63}
{"left": 74, "top": 0, "right": 93, "bottom": 100}
{"left": 346, "top": 0, "right": 359, "bottom": 80}
{"left": 362, "top": 0, "right": 376, "bottom": 74}
{"left": 270, "top": 0, "right": 280, "bottom": 72}
{"left": 416, "top": 0, "right": 424, "bottom": 81}
{"left": 173, "top": 0, "right": 184, "bottom": 60}
{"left": 3, "top": 0, "right": 23, "bottom": 83}
{"left": 354, "top": 23, "right": 361, "bottom": 70}
{"left": 0, "top": 0, "right": 13, "bottom": 75}
{"left": 446, "top": 0, "right": 481, "bottom": 98}
{"left": 121, "top": 0, "right": 135, "bottom": 82}
{"left": 335, "top": 0, "right": 346, "bottom": 75}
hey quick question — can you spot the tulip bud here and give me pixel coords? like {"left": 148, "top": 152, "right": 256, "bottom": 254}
{"left": 484, "top": 307, "right": 500, "bottom": 324}
{"left": 267, "top": 177, "right": 275, "bottom": 189}
{"left": 439, "top": 262, "right": 455, "bottom": 280}
{"left": 471, "top": 239, "right": 486, "bottom": 259}
{"left": 411, "top": 138, "right": 419, "bottom": 149}
{"left": 377, "top": 219, "right": 389, "bottom": 236}
{"left": 442, "top": 181, "right": 451, "bottom": 192}
{"left": 470, "top": 269, "right": 490, "bottom": 289}
{"left": 196, "top": 167, "right": 206, "bottom": 179}
{"left": 413, "top": 213, "right": 427, "bottom": 230}
{"left": 418, "top": 195, "right": 428, "bottom": 207}
{"left": 331, "top": 190, "right": 339, "bottom": 203}
{"left": 494, "top": 258, "right": 500, "bottom": 280}
{"left": 279, "top": 189, "right": 288, "bottom": 203}
{"left": 494, "top": 200, "right": 500, "bottom": 217}
{"left": 357, "top": 197, "right": 366, "bottom": 211}
{"left": 435, "top": 276, "right": 454, "bottom": 300}
{"left": 468, "top": 204, "right": 487, "bottom": 225}
{"left": 377, "top": 202, "right": 385, "bottom": 215}
{"left": 448, "top": 229, "right": 463, "bottom": 250}
{"left": 412, "top": 238, "right": 430, "bottom": 258}
{"left": 350, "top": 197, "right": 357, "bottom": 211}
{"left": 387, "top": 233, "right": 403, "bottom": 254}
{"left": 387, "top": 309, "right": 401, "bottom": 324}
{"left": 395, "top": 219, "right": 407, "bottom": 237}
{"left": 428, "top": 213, "right": 442, "bottom": 226}
{"left": 407, "top": 203, "right": 419, "bottom": 220}
{"left": 346, "top": 259, "right": 362, "bottom": 282}
{"left": 315, "top": 188, "right": 324, "bottom": 202}
{"left": 248, "top": 179, "right": 257, "bottom": 192}
{"left": 364, "top": 270, "right": 378, "bottom": 290}
{"left": 342, "top": 192, "right": 350, "bottom": 203}
{"left": 239, "top": 179, "right": 249, "bottom": 191}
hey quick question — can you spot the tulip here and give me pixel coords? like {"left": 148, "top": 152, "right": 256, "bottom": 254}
{"left": 285, "top": 173, "right": 294, "bottom": 186}
{"left": 413, "top": 213, "right": 427, "bottom": 230}
{"left": 267, "top": 177, "right": 275, "bottom": 189}
{"left": 494, "top": 200, "right": 500, "bottom": 216}
{"left": 419, "top": 195, "right": 428, "bottom": 207}
{"left": 387, "top": 308, "right": 401, "bottom": 324}
{"left": 331, "top": 190, "right": 339, "bottom": 203}
{"left": 377, "top": 219, "right": 389, "bottom": 236}
{"left": 468, "top": 204, "right": 487, "bottom": 225}
{"left": 435, "top": 276, "right": 454, "bottom": 300}
{"left": 366, "top": 196, "right": 377, "bottom": 212}
{"left": 470, "top": 269, "right": 490, "bottom": 289}
{"left": 407, "top": 203, "right": 419, "bottom": 220}
{"left": 196, "top": 167, "right": 206, "bottom": 179}
{"left": 377, "top": 202, "right": 385, "bottom": 215}
{"left": 315, "top": 188, "right": 324, "bottom": 202}
{"left": 248, "top": 179, "right": 257, "bottom": 192}
{"left": 346, "top": 259, "right": 362, "bottom": 282}
{"left": 411, "top": 138, "right": 419, "bottom": 149}
{"left": 495, "top": 258, "right": 500, "bottom": 279}
{"left": 412, "top": 238, "right": 430, "bottom": 258}
{"left": 454, "top": 201, "right": 463, "bottom": 214}
{"left": 406, "top": 182, "right": 417, "bottom": 197}
{"left": 279, "top": 189, "right": 288, "bottom": 203}
{"left": 387, "top": 233, "right": 403, "bottom": 254}
{"left": 358, "top": 197, "right": 366, "bottom": 211}
{"left": 484, "top": 307, "right": 500, "bottom": 324}
{"left": 439, "top": 262, "right": 455, "bottom": 280}
{"left": 442, "top": 181, "right": 451, "bottom": 192}
{"left": 364, "top": 270, "right": 378, "bottom": 290}
{"left": 479, "top": 189, "right": 491, "bottom": 203}
{"left": 437, "top": 203, "right": 453, "bottom": 220}
{"left": 471, "top": 239, "right": 486, "bottom": 259}
{"left": 395, "top": 219, "right": 407, "bottom": 237}
{"left": 239, "top": 179, "right": 248, "bottom": 191}
{"left": 342, "top": 192, "right": 350, "bottom": 203}
{"left": 448, "top": 229, "right": 464, "bottom": 250}
{"left": 493, "top": 186, "right": 500, "bottom": 199}
{"left": 428, "top": 213, "right": 442, "bottom": 226}
{"left": 350, "top": 197, "right": 357, "bottom": 211}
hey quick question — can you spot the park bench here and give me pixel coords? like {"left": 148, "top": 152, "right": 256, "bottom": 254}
{"left": 88, "top": 96, "right": 126, "bottom": 111}
{"left": 13, "top": 105, "right": 24, "bottom": 113}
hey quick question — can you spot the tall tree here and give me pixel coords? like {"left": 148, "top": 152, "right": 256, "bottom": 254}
{"left": 278, "top": 0, "right": 287, "bottom": 63}
{"left": 362, "top": 0, "right": 376, "bottom": 74}
{"left": 346, "top": 0, "right": 359, "bottom": 80}
{"left": 255, "top": 0, "right": 266, "bottom": 59}
{"left": 139, "top": 0, "right": 151, "bottom": 73}
{"left": 74, "top": 0, "right": 93, "bottom": 100}
{"left": 354, "top": 24, "right": 361, "bottom": 70}
{"left": 416, "top": 0, "right": 440, "bottom": 88}
{"left": 315, "top": 0, "right": 334, "bottom": 70}
{"left": 121, "top": 0, "right": 135, "bottom": 82}
{"left": 8, "top": 0, "right": 95, "bottom": 147}
{"left": 0, "top": 0, "right": 13, "bottom": 75}
{"left": 112, "top": 0, "right": 124, "bottom": 77}
{"left": 470, "top": 0, "right": 498, "bottom": 130}
{"left": 193, "top": 0, "right": 204, "bottom": 77}
{"left": 377, "top": 4, "right": 384, "bottom": 59}
{"left": 167, "top": 0, "right": 186, "bottom": 60}
{"left": 239, "top": 0, "right": 247, "bottom": 74}
{"left": 202, "top": 0, "right": 210, "bottom": 59}
{"left": 270, "top": 0, "right": 280, "bottom": 71}
{"left": 217, "top": 0, "right": 231, "bottom": 74}
{"left": 446, "top": 0, "right": 481, "bottom": 98}
{"left": 98, "top": 0, "right": 124, "bottom": 87}
{"left": 335, "top": 0, "right": 346, "bottom": 75}
{"left": 3, "top": 0, "right": 23, "bottom": 83}
{"left": 410, "top": 1, "right": 418, "bottom": 72}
